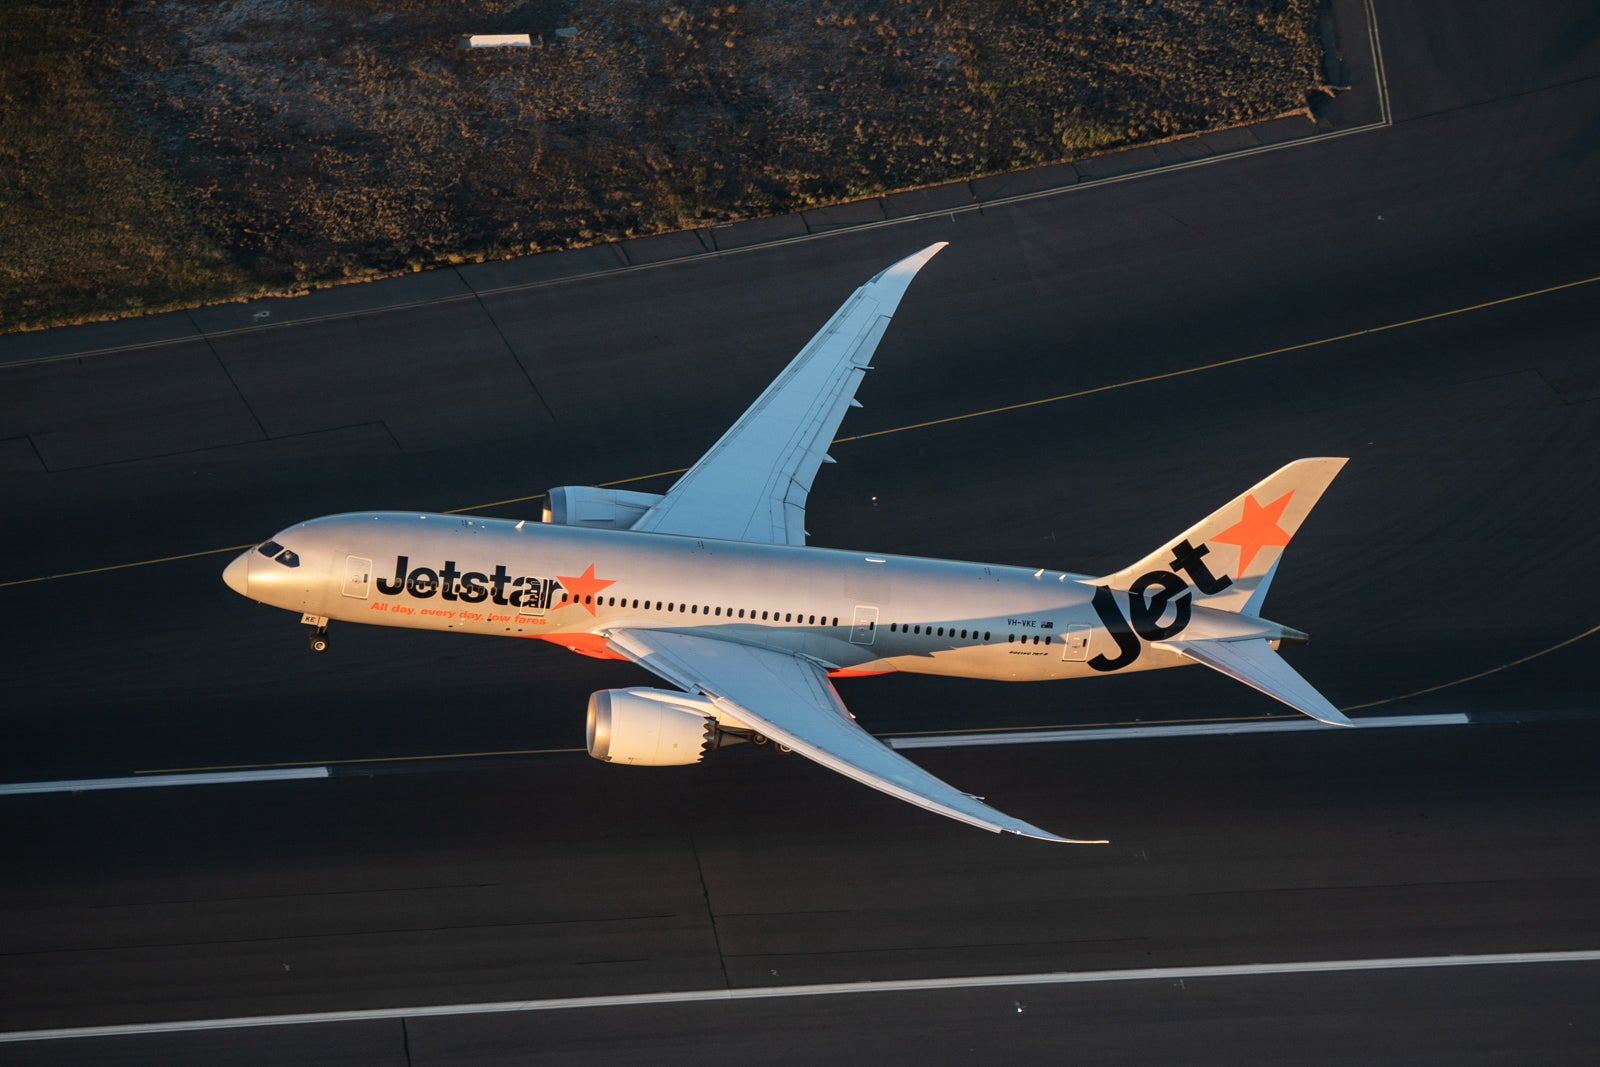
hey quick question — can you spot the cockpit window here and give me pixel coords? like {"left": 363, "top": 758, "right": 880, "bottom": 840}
{"left": 256, "top": 540, "right": 299, "bottom": 568}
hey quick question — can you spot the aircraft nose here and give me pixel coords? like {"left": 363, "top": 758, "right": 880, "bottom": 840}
{"left": 222, "top": 550, "right": 251, "bottom": 597}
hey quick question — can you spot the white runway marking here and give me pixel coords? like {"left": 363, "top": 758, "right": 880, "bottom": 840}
{"left": 888, "top": 713, "right": 1470, "bottom": 750}
{"left": 0, "top": 767, "right": 329, "bottom": 796}
{"left": 3, "top": 949, "right": 1595, "bottom": 1044}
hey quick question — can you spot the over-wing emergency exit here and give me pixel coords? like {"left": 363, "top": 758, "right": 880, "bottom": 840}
{"left": 224, "top": 244, "right": 1350, "bottom": 842}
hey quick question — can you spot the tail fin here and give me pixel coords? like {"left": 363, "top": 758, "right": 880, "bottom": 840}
{"left": 1092, "top": 457, "right": 1347, "bottom": 614}
{"left": 1088, "top": 458, "right": 1351, "bottom": 726}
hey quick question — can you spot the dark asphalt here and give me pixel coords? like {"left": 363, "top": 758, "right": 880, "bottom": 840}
{"left": 1, "top": 1, "right": 1597, "bottom": 1061}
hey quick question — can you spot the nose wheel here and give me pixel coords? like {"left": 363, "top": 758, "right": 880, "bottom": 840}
{"left": 302, "top": 614, "right": 331, "bottom": 653}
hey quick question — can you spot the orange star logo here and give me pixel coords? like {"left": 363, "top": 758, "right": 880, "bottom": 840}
{"left": 557, "top": 563, "right": 616, "bottom": 616}
{"left": 1211, "top": 491, "right": 1294, "bottom": 577}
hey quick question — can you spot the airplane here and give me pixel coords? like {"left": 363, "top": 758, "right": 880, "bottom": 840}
{"left": 223, "top": 243, "right": 1351, "bottom": 843}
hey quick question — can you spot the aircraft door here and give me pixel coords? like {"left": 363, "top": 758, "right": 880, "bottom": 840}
{"left": 517, "top": 577, "right": 549, "bottom": 618}
{"left": 849, "top": 605, "right": 879, "bottom": 645}
{"left": 1061, "top": 623, "right": 1091, "bottom": 661}
{"left": 342, "top": 555, "right": 373, "bottom": 599}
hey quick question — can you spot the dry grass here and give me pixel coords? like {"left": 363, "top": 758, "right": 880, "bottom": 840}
{"left": 0, "top": 2, "right": 247, "bottom": 330}
{"left": 2, "top": 0, "right": 1326, "bottom": 333}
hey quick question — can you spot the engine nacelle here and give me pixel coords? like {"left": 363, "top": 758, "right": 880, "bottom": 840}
{"left": 586, "top": 688, "right": 719, "bottom": 766}
{"left": 543, "top": 486, "right": 664, "bottom": 530}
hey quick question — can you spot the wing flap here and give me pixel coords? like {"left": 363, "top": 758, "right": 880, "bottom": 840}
{"left": 606, "top": 627, "right": 1104, "bottom": 843}
{"left": 1154, "top": 637, "right": 1353, "bottom": 727}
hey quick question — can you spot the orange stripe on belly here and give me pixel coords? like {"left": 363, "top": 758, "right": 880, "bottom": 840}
{"left": 528, "top": 631, "right": 628, "bottom": 660}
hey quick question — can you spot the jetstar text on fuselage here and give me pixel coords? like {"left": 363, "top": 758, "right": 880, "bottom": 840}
{"left": 377, "top": 556, "right": 558, "bottom": 610}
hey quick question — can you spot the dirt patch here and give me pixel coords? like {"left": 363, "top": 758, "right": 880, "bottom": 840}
{"left": 3, "top": 0, "right": 1327, "bottom": 332}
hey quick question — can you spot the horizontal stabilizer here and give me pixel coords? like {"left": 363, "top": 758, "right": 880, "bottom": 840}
{"left": 1154, "top": 638, "right": 1352, "bottom": 727}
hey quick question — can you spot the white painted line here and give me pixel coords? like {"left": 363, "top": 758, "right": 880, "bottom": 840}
{"left": 0, "top": 767, "right": 330, "bottom": 796}
{"left": 3, "top": 949, "right": 1595, "bottom": 1043}
{"left": 888, "top": 713, "right": 1471, "bottom": 750}
{"left": 1365, "top": 0, "right": 1393, "bottom": 125}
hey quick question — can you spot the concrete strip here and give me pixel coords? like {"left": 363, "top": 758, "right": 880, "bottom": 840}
{"left": 881, "top": 183, "right": 979, "bottom": 220}
{"left": 888, "top": 713, "right": 1472, "bottom": 750}
{"left": 710, "top": 213, "right": 809, "bottom": 251}
{"left": 0, "top": 767, "right": 330, "bottom": 796}
{"left": 3, "top": 948, "right": 1594, "bottom": 1043}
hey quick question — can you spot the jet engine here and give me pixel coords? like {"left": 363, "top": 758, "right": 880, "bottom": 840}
{"left": 586, "top": 688, "right": 723, "bottom": 766}
{"left": 543, "top": 487, "right": 665, "bottom": 530}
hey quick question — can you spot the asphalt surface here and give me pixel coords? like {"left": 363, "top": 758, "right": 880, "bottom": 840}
{"left": 2, "top": 1, "right": 1598, "bottom": 1062}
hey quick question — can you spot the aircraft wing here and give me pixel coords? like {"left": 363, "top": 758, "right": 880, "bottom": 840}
{"left": 605, "top": 627, "right": 1104, "bottom": 843}
{"left": 628, "top": 244, "right": 947, "bottom": 546}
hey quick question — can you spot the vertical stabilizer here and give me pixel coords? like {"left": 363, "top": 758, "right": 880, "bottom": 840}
{"left": 1091, "top": 457, "right": 1346, "bottom": 613}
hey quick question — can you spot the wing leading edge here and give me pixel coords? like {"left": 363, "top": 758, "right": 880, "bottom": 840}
{"left": 628, "top": 243, "right": 947, "bottom": 545}
{"left": 606, "top": 627, "right": 1105, "bottom": 843}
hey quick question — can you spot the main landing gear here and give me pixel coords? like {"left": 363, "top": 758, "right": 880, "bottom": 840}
{"left": 302, "top": 614, "right": 330, "bottom": 653}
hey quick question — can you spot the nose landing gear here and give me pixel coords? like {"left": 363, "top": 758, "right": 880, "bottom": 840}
{"left": 302, "top": 613, "right": 330, "bottom": 653}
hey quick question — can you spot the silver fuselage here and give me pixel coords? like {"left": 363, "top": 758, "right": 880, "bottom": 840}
{"left": 227, "top": 511, "right": 1287, "bottom": 682}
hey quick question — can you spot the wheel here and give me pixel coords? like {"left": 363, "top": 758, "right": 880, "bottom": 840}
{"left": 309, "top": 634, "right": 329, "bottom": 653}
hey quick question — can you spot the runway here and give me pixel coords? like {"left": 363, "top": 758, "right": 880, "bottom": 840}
{"left": 2, "top": 1, "right": 1597, "bottom": 1061}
